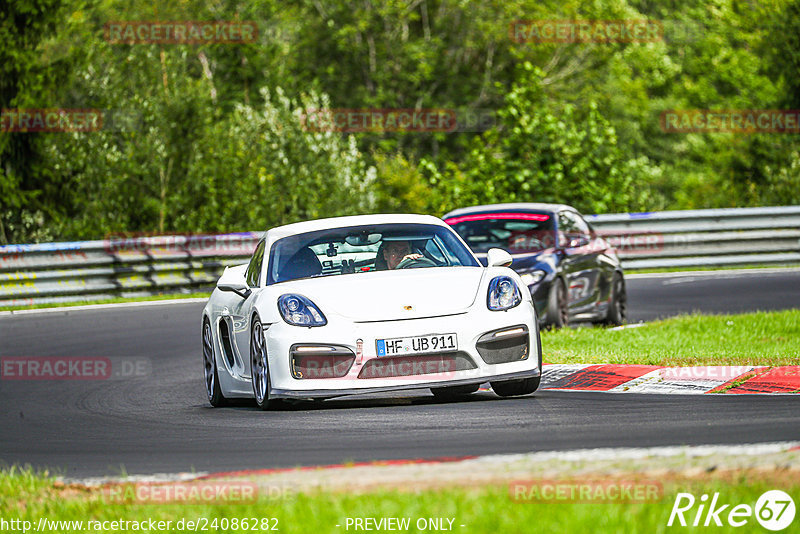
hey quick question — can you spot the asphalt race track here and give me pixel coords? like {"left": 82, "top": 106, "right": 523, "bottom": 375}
{"left": 626, "top": 268, "right": 800, "bottom": 321}
{"left": 1, "top": 269, "right": 799, "bottom": 477}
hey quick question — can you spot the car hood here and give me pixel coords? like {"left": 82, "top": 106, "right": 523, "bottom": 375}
{"left": 277, "top": 267, "right": 486, "bottom": 322}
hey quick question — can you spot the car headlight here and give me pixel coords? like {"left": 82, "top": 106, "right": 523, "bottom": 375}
{"left": 520, "top": 270, "right": 546, "bottom": 287}
{"left": 278, "top": 294, "right": 327, "bottom": 326}
{"left": 487, "top": 276, "right": 522, "bottom": 311}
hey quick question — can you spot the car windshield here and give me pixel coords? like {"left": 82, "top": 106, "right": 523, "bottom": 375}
{"left": 267, "top": 223, "right": 480, "bottom": 284}
{"left": 445, "top": 212, "right": 556, "bottom": 253}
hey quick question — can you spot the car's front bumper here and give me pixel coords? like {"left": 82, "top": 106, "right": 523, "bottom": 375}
{"left": 270, "top": 368, "right": 540, "bottom": 399}
{"left": 263, "top": 304, "right": 540, "bottom": 399}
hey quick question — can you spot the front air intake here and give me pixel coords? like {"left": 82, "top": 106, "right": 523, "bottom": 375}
{"left": 290, "top": 344, "right": 356, "bottom": 379}
{"left": 358, "top": 352, "right": 476, "bottom": 379}
{"left": 475, "top": 325, "right": 529, "bottom": 364}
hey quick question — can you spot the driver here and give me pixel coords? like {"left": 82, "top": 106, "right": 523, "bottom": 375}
{"left": 383, "top": 240, "right": 423, "bottom": 269}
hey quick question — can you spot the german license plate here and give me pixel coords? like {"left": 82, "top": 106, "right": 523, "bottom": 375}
{"left": 376, "top": 333, "right": 457, "bottom": 357}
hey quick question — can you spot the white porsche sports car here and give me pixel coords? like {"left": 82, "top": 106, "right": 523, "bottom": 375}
{"left": 201, "top": 214, "right": 542, "bottom": 409}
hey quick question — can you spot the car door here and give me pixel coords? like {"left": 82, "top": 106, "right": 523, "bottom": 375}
{"left": 572, "top": 211, "right": 608, "bottom": 308}
{"left": 558, "top": 210, "right": 599, "bottom": 314}
{"left": 231, "top": 239, "right": 265, "bottom": 377}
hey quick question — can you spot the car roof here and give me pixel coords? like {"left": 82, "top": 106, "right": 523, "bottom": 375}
{"left": 441, "top": 203, "right": 573, "bottom": 220}
{"left": 265, "top": 213, "right": 448, "bottom": 242}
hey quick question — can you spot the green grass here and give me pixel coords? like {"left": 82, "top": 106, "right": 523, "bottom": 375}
{"left": 542, "top": 310, "right": 800, "bottom": 366}
{"left": 627, "top": 263, "right": 800, "bottom": 274}
{"left": 0, "top": 292, "right": 211, "bottom": 312}
{"left": 1, "top": 468, "right": 797, "bottom": 534}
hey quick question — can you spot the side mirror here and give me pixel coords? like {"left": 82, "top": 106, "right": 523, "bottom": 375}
{"left": 217, "top": 267, "right": 251, "bottom": 299}
{"left": 486, "top": 248, "right": 513, "bottom": 268}
{"left": 569, "top": 235, "right": 590, "bottom": 248}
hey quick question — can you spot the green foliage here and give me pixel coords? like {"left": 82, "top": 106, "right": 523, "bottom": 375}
{"left": 423, "top": 64, "right": 647, "bottom": 214}
{"left": 178, "top": 88, "right": 375, "bottom": 232}
{"left": 370, "top": 152, "right": 429, "bottom": 214}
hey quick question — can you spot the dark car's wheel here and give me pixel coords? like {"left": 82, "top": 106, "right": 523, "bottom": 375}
{"left": 604, "top": 274, "right": 627, "bottom": 326}
{"left": 251, "top": 317, "right": 278, "bottom": 410}
{"left": 203, "top": 318, "right": 227, "bottom": 407}
{"left": 491, "top": 376, "right": 540, "bottom": 397}
{"left": 430, "top": 384, "right": 480, "bottom": 400}
{"left": 545, "top": 278, "right": 569, "bottom": 329}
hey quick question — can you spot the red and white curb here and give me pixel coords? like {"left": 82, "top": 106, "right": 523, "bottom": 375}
{"left": 541, "top": 364, "right": 800, "bottom": 394}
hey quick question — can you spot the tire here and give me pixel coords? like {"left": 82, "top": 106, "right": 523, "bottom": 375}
{"left": 250, "top": 316, "right": 278, "bottom": 410}
{"left": 544, "top": 278, "right": 568, "bottom": 329}
{"left": 491, "top": 376, "right": 540, "bottom": 397}
{"left": 203, "top": 318, "right": 227, "bottom": 407}
{"left": 604, "top": 273, "right": 626, "bottom": 326}
{"left": 430, "top": 384, "right": 480, "bottom": 400}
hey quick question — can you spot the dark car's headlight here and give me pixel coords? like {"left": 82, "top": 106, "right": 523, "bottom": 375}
{"left": 520, "top": 270, "right": 546, "bottom": 287}
{"left": 278, "top": 294, "right": 327, "bottom": 326}
{"left": 487, "top": 276, "right": 522, "bottom": 311}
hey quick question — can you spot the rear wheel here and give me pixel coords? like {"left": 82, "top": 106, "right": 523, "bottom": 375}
{"left": 203, "top": 319, "right": 227, "bottom": 407}
{"left": 604, "top": 274, "right": 626, "bottom": 326}
{"left": 491, "top": 376, "right": 540, "bottom": 397}
{"left": 430, "top": 384, "right": 480, "bottom": 400}
{"left": 251, "top": 317, "right": 278, "bottom": 410}
{"left": 545, "top": 278, "right": 568, "bottom": 329}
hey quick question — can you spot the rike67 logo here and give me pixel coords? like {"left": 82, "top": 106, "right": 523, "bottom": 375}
{"left": 668, "top": 490, "right": 796, "bottom": 531}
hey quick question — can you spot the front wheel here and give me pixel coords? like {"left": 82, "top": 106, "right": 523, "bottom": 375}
{"left": 203, "top": 319, "right": 227, "bottom": 407}
{"left": 491, "top": 376, "right": 540, "bottom": 397}
{"left": 251, "top": 317, "right": 278, "bottom": 410}
{"left": 544, "top": 278, "right": 568, "bottom": 329}
{"left": 603, "top": 274, "right": 626, "bottom": 326}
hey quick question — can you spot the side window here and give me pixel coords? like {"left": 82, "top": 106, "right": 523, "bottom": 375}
{"left": 424, "top": 239, "right": 447, "bottom": 265}
{"left": 558, "top": 211, "right": 591, "bottom": 247}
{"left": 557, "top": 212, "right": 576, "bottom": 247}
{"left": 571, "top": 213, "right": 592, "bottom": 237}
{"left": 246, "top": 240, "right": 266, "bottom": 287}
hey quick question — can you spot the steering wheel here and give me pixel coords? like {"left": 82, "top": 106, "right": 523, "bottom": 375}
{"left": 396, "top": 256, "right": 438, "bottom": 269}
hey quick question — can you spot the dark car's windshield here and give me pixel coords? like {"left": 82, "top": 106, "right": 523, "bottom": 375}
{"left": 445, "top": 212, "right": 556, "bottom": 253}
{"left": 267, "top": 223, "right": 479, "bottom": 284}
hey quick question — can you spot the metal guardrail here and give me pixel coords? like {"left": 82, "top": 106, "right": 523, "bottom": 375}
{"left": 0, "top": 233, "right": 261, "bottom": 307}
{"left": 1, "top": 206, "right": 799, "bottom": 306}
{"left": 587, "top": 205, "right": 800, "bottom": 270}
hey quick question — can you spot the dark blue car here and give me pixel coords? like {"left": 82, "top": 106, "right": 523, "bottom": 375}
{"left": 443, "top": 203, "right": 626, "bottom": 328}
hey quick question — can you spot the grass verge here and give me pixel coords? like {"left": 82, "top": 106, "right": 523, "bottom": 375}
{"left": 0, "top": 292, "right": 211, "bottom": 313}
{"left": 542, "top": 310, "right": 800, "bottom": 366}
{"left": 626, "top": 263, "right": 800, "bottom": 275}
{"left": 1, "top": 468, "right": 798, "bottom": 533}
